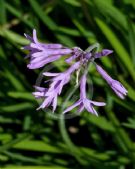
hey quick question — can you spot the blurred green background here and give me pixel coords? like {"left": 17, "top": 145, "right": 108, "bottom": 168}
{"left": 1, "top": 0, "right": 135, "bottom": 168}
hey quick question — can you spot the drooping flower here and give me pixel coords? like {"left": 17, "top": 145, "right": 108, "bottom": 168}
{"left": 22, "top": 29, "right": 72, "bottom": 69}
{"left": 96, "top": 64, "right": 128, "bottom": 99}
{"left": 34, "top": 61, "right": 81, "bottom": 112}
{"left": 63, "top": 74, "right": 106, "bottom": 115}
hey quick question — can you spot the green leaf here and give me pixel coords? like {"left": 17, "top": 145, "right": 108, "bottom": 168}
{"left": 84, "top": 114, "right": 115, "bottom": 132}
{"left": 122, "top": 117, "right": 135, "bottom": 129}
{"left": 5, "top": 2, "right": 34, "bottom": 28}
{"left": 58, "top": 26, "right": 80, "bottom": 36}
{"left": 0, "top": 103, "right": 34, "bottom": 112}
{"left": 0, "top": 0, "right": 7, "bottom": 24}
{"left": 7, "top": 92, "right": 34, "bottom": 101}
{"left": 81, "top": 147, "right": 110, "bottom": 161}
{"left": 2, "top": 166, "right": 68, "bottom": 169}
{"left": 56, "top": 34, "right": 76, "bottom": 47}
{"left": 28, "top": 0, "right": 57, "bottom": 30}
{"left": 63, "top": 0, "right": 81, "bottom": 7}
{"left": 95, "top": 18, "right": 135, "bottom": 81}
{"left": 119, "top": 76, "right": 135, "bottom": 101}
{"left": 128, "top": 20, "right": 135, "bottom": 65}
{"left": 93, "top": 0, "right": 127, "bottom": 31}
{"left": 73, "top": 19, "right": 96, "bottom": 44}
{"left": 13, "top": 139, "right": 63, "bottom": 153}
{"left": 4, "top": 69, "right": 25, "bottom": 91}
{"left": 0, "top": 29, "right": 28, "bottom": 45}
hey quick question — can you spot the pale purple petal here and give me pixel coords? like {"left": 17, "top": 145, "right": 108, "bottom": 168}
{"left": 53, "top": 62, "right": 80, "bottom": 82}
{"left": 46, "top": 49, "right": 72, "bottom": 55}
{"left": 58, "top": 74, "right": 70, "bottom": 95}
{"left": 63, "top": 100, "right": 81, "bottom": 114}
{"left": 49, "top": 80, "right": 60, "bottom": 91}
{"left": 58, "top": 80, "right": 65, "bottom": 95}
{"left": 31, "top": 51, "right": 48, "bottom": 58}
{"left": 24, "top": 33, "right": 33, "bottom": 42}
{"left": 32, "top": 86, "right": 48, "bottom": 98}
{"left": 78, "top": 103, "right": 84, "bottom": 113}
{"left": 65, "top": 55, "right": 79, "bottom": 63}
{"left": 27, "top": 55, "right": 62, "bottom": 69}
{"left": 43, "top": 72, "right": 60, "bottom": 76}
{"left": 52, "top": 74, "right": 64, "bottom": 81}
{"left": 102, "top": 49, "right": 113, "bottom": 56}
{"left": 30, "top": 43, "right": 44, "bottom": 50}
{"left": 34, "top": 86, "right": 47, "bottom": 92}
{"left": 80, "top": 74, "right": 87, "bottom": 99}
{"left": 83, "top": 99, "right": 98, "bottom": 116}
{"left": 90, "top": 101, "right": 106, "bottom": 106}
{"left": 111, "top": 80, "right": 128, "bottom": 99}
{"left": 33, "top": 29, "right": 38, "bottom": 43}
{"left": 30, "top": 55, "right": 47, "bottom": 64}
{"left": 111, "top": 80, "right": 127, "bottom": 94}
{"left": 66, "top": 61, "right": 80, "bottom": 74}
{"left": 41, "top": 44, "right": 63, "bottom": 49}
{"left": 112, "top": 88, "right": 125, "bottom": 99}
{"left": 37, "top": 96, "right": 52, "bottom": 110}
{"left": 27, "top": 61, "right": 44, "bottom": 69}
{"left": 96, "top": 64, "right": 113, "bottom": 82}
{"left": 90, "top": 106, "right": 98, "bottom": 116}
{"left": 83, "top": 99, "right": 93, "bottom": 113}
{"left": 32, "top": 92, "right": 45, "bottom": 98}
{"left": 95, "top": 49, "right": 113, "bottom": 59}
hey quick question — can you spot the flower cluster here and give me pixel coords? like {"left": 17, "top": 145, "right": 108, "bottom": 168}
{"left": 23, "top": 29, "right": 128, "bottom": 115}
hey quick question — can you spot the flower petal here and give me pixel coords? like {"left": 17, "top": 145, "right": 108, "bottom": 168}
{"left": 80, "top": 74, "right": 87, "bottom": 99}
{"left": 37, "top": 96, "right": 52, "bottom": 110}
{"left": 34, "top": 86, "right": 48, "bottom": 92}
{"left": 33, "top": 29, "right": 38, "bottom": 43}
{"left": 78, "top": 103, "right": 84, "bottom": 113}
{"left": 28, "top": 55, "right": 62, "bottom": 69}
{"left": 24, "top": 33, "right": 33, "bottom": 42}
{"left": 112, "top": 88, "right": 125, "bottom": 99}
{"left": 83, "top": 99, "right": 98, "bottom": 116}
{"left": 43, "top": 72, "right": 60, "bottom": 77}
{"left": 95, "top": 49, "right": 113, "bottom": 59}
{"left": 96, "top": 64, "right": 113, "bottom": 82}
{"left": 112, "top": 80, "right": 127, "bottom": 95}
{"left": 65, "top": 55, "right": 79, "bottom": 63}
{"left": 63, "top": 100, "right": 81, "bottom": 114}
{"left": 90, "top": 101, "right": 106, "bottom": 106}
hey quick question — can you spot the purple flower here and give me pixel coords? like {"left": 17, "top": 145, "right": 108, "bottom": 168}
{"left": 22, "top": 29, "right": 72, "bottom": 69}
{"left": 63, "top": 74, "right": 106, "bottom": 115}
{"left": 23, "top": 30, "right": 127, "bottom": 115}
{"left": 34, "top": 62, "right": 80, "bottom": 112}
{"left": 96, "top": 64, "right": 128, "bottom": 99}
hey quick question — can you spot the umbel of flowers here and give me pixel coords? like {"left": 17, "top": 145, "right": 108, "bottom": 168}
{"left": 22, "top": 29, "right": 127, "bottom": 116}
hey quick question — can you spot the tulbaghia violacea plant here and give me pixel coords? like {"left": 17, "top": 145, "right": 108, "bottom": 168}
{"left": 23, "top": 29, "right": 128, "bottom": 116}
